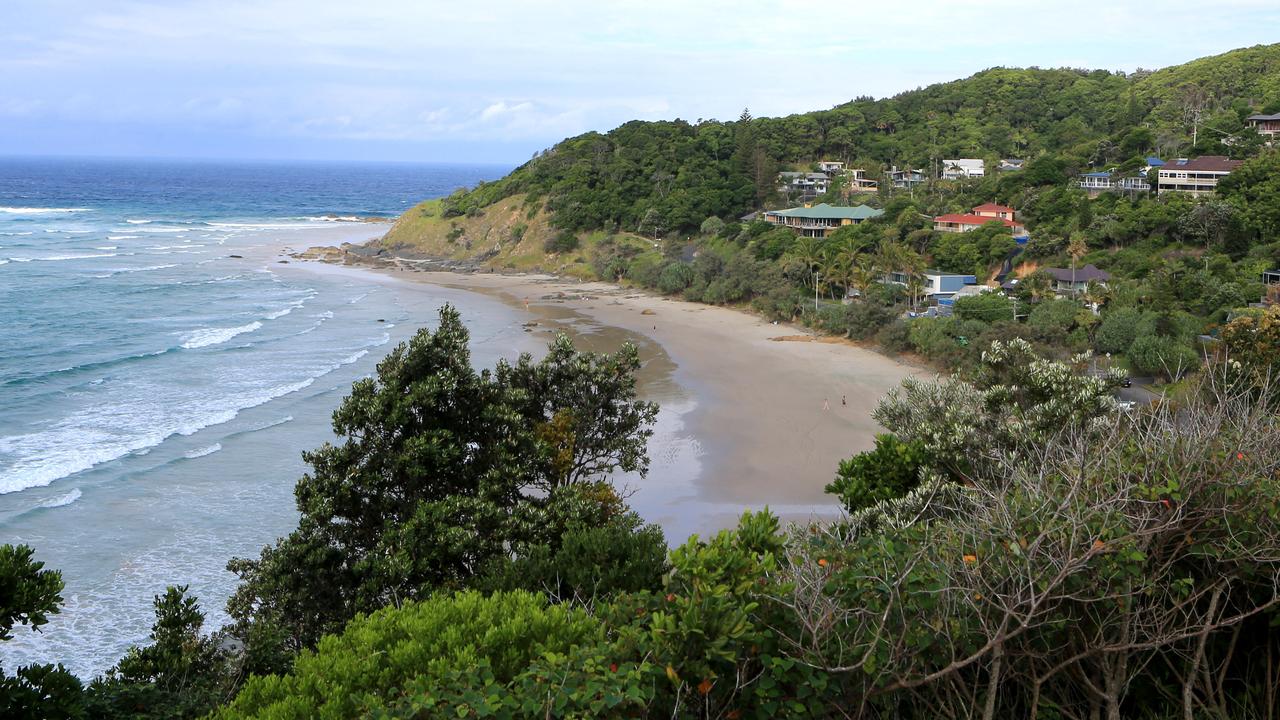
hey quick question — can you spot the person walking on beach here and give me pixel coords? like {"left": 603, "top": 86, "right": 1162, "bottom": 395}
{"left": 823, "top": 398, "right": 830, "bottom": 411}
{"left": 842, "top": 395, "right": 847, "bottom": 406}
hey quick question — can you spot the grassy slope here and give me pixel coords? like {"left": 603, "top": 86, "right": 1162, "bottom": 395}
{"left": 375, "top": 194, "right": 636, "bottom": 280}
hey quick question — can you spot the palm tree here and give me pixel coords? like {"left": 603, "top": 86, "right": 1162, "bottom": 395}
{"left": 785, "top": 235, "right": 823, "bottom": 289}
{"left": 851, "top": 255, "right": 879, "bottom": 303}
{"left": 905, "top": 273, "right": 926, "bottom": 312}
{"left": 1082, "top": 280, "right": 1110, "bottom": 314}
{"left": 1023, "top": 270, "right": 1054, "bottom": 303}
{"left": 1067, "top": 233, "right": 1089, "bottom": 296}
{"left": 819, "top": 246, "right": 845, "bottom": 301}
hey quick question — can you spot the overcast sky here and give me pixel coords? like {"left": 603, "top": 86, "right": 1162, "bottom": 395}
{"left": 2, "top": 1, "right": 1277, "bottom": 164}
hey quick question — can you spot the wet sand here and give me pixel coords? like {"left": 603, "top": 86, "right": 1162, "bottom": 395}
{"left": 366, "top": 268, "right": 930, "bottom": 537}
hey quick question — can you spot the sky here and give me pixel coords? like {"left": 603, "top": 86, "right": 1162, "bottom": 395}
{"left": 2, "top": 1, "right": 1278, "bottom": 164}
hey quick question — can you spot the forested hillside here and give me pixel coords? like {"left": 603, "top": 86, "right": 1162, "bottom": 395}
{"left": 407, "top": 43, "right": 1280, "bottom": 238}
{"left": 374, "top": 43, "right": 1280, "bottom": 383}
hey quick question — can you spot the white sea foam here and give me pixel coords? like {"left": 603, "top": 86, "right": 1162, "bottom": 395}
{"left": 39, "top": 488, "right": 82, "bottom": 508}
{"left": 12, "top": 253, "right": 119, "bottom": 262}
{"left": 342, "top": 349, "right": 370, "bottom": 364}
{"left": 0, "top": 377, "right": 319, "bottom": 494}
{"left": 107, "top": 235, "right": 139, "bottom": 240}
{"left": 183, "top": 443, "right": 222, "bottom": 459}
{"left": 125, "top": 219, "right": 151, "bottom": 224}
{"left": 100, "top": 264, "right": 179, "bottom": 275}
{"left": 180, "top": 321, "right": 262, "bottom": 349}
{"left": 135, "top": 228, "right": 190, "bottom": 234}
{"left": 0, "top": 206, "right": 90, "bottom": 214}
{"left": 0, "top": 231, "right": 35, "bottom": 236}
{"left": 0, "top": 260, "right": 8, "bottom": 266}
{"left": 208, "top": 221, "right": 328, "bottom": 229}
{"left": 263, "top": 299, "right": 305, "bottom": 320}
{"left": 95, "top": 246, "right": 118, "bottom": 250}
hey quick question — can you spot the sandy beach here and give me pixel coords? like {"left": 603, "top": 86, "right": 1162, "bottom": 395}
{"left": 332, "top": 262, "right": 931, "bottom": 537}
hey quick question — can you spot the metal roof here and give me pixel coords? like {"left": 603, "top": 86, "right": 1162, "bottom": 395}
{"left": 767, "top": 203, "right": 885, "bottom": 220}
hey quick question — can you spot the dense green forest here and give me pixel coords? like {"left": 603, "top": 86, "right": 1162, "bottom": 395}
{"left": 5, "top": 306, "right": 1280, "bottom": 718}
{"left": 412, "top": 43, "right": 1280, "bottom": 381}
{"left": 441, "top": 43, "right": 1280, "bottom": 235}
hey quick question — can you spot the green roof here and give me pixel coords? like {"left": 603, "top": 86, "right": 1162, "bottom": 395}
{"left": 769, "top": 203, "right": 885, "bottom": 220}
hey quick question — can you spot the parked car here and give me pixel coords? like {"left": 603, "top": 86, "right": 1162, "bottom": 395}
{"left": 1121, "top": 377, "right": 1132, "bottom": 388}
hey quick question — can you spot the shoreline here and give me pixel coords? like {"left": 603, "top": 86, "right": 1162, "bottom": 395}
{"left": 292, "top": 247, "right": 930, "bottom": 533}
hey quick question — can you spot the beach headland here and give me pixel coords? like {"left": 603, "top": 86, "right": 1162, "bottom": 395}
{"left": 291, "top": 245, "right": 929, "bottom": 536}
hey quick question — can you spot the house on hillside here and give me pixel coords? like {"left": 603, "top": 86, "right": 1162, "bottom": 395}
{"left": 1077, "top": 171, "right": 1151, "bottom": 197}
{"left": 934, "top": 204, "right": 1026, "bottom": 235}
{"left": 998, "top": 159, "right": 1025, "bottom": 172}
{"left": 1246, "top": 113, "right": 1280, "bottom": 142}
{"left": 885, "top": 269, "right": 979, "bottom": 300}
{"left": 778, "top": 172, "right": 830, "bottom": 199}
{"left": 1042, "top": 264, "right": 1110, "bottom": 296}
{"left": 1156, "top": 156, "right": 1242, "bottom": 196}
{"left": 817, "top": 161, "right": 846, "bottom": 175}
{"left": 972, "top": 203, "right": 1017, "bottom": 221}
{"left": 888, "top": 166, "right": 927, "bottom": 189}
{"left": 762, "top": 203, "right": 884, "bottom": 238}
{"left": 941, "top": 158, "right": 985, "bottom": 180}
{"left": 847, "top": 168, "right": 879, "bottom": 193}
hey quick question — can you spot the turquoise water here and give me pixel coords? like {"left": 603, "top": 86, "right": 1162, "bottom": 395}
{"left": 0, "top": 158, "right": 532, "bottom": 677}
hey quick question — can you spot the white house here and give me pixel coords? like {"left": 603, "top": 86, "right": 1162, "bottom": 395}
{"left": 778, "top": 172, "right": 830, "bottom": 198}
{"left": 942, "top": 158, "right": 985, "bottom": 180}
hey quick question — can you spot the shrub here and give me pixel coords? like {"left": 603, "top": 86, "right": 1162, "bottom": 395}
{"left": 699, "top": 216, "right": 725, "bottom": 237}
{"left": 212, "top": 591, "right": 603, "bottom": 720}
{"left": 543, "top": 230, "right": 579, "bottom": 254}
{"left": 629, "top": 258, "right": 665, "bottom": 288}
{"left": 1095, "top": 307, "right": 1146, "bottom": 354}
{"left": 1127, "top": 334, "right": 1200, "bottom": 380}
{"left": 655, "top": 262, "right": 695, "bottom": 294}
{"left": 840, "top": 302, "right": 895, "bottom": 340}
{"left": 952, "top": 293, "right": 1013, "bottom": 323}
{"left": 478, "top": 520, "right": 667, "bottom": 601}
{"left": 825, "top": 434, "right": 932, "bottom": 513}
{"left": 1026, "top": 298, "right": 1081, "bottom": 338}
{"left": 876, "top": 319, "right": 912, "bottom": 353}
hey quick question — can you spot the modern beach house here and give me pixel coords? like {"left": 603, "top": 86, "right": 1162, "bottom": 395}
{"left": 778, "top": 172, "right": 831, "bottom": 199}
{"left": 941, "top": 158, "right": 985, "bottom": 180}
{"left": 884, "top": 269, "right": 979, "bottom": 300}
{"left": 763, "top": 203, "right": 884, "bottom": 238}
{"left": 1078, "top": 171, "right": 1152, "bottom": 197}
{"left": 1156, "top": 156, "right": 1243, "bottom": 196}
{"left": 888, "top": 167, "right": 927, "bottom": 189}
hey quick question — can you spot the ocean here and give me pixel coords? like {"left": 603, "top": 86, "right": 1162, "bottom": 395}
{"left": 0, "top": 157, "right": 526, "bottom": 677}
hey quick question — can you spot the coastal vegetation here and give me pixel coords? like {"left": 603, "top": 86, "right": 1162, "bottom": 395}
{"left": 4, "top": 304, "right": 1280, "bottom": 718}
{"left": 5, "top": 43, "right": 1280, "bottom": 719}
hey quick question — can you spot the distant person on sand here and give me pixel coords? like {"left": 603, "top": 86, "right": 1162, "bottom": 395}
{"left": 842, "top": 395, "right": 847, "bottom": 406}
{"left": 823, "top": 398, "right": 830, "bottom": 411}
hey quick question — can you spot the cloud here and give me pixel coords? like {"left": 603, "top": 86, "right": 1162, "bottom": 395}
{"left": 0, "top": 0, "right": 1277, "bottom": 161}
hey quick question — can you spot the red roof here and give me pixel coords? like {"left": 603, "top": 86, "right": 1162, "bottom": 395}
{"left": 934, "top": 213, "right": 1021, "bottom": 229}
{"left": 972, "top": 203, "right": 1015, "bottom": 214}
